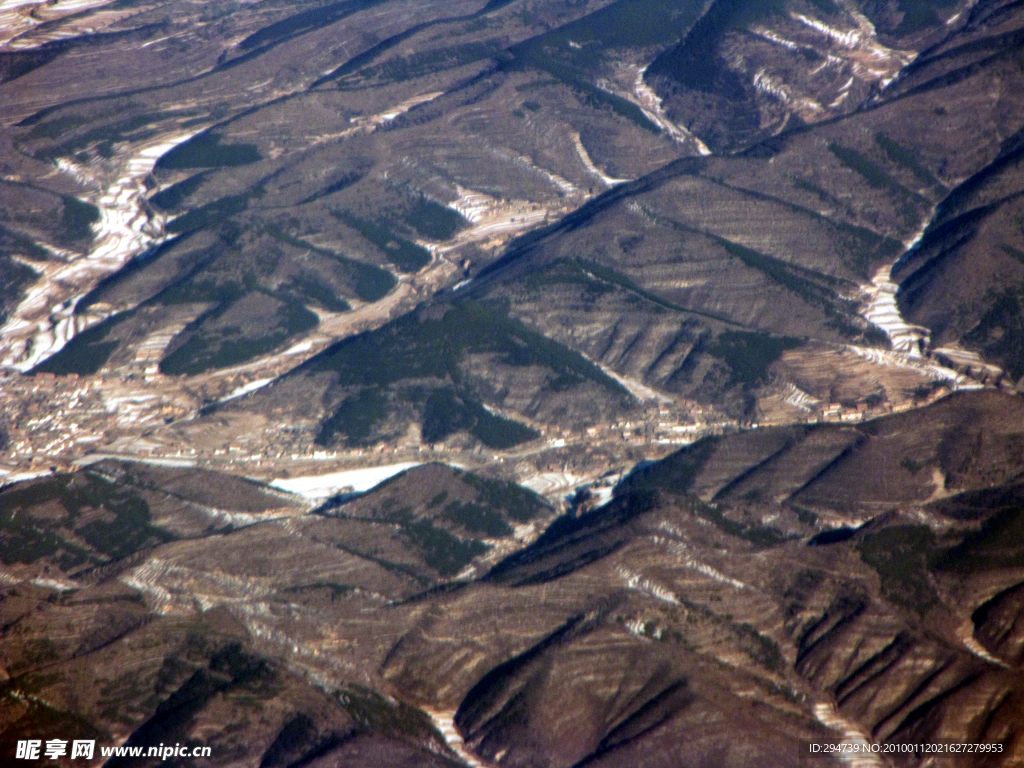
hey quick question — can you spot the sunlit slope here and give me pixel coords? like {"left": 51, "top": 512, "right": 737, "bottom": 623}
{"left": 7, "top": 0, "right": 702, "bottom": 378}
{"left": 5, "top": 396, "right": 1024, "bottom": 766}
{"left": 221, "top": 2, "right": 1024, "bottom": 452}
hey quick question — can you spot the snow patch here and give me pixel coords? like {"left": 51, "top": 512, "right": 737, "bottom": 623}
{"left": 654, "top": 537, "right": 747, "bottom": 590}
{"left": 812, "top": 703, "right": 886, "bottom": 768}
{"left": 617, "top": 566, "right": 681, "bottom": 604}
{"left": 0, "top": 469, "right": 54, "bottom": 486}
{"left": 0, "top": 132, "right": 202, "bottom": 371}
{"left": 30, "top": 577, "right": 77, "bottom": 591}
{"left": 860, "top": 263, "right": 930, "bottom": 356}
{"left": 783, "top": 383, "right": 819, "bottom": 412}
{"left": 520, "top": 471, "right": 583, "bottom": 497}
{"left": 269, "top": 462, "right": 422, "bottom": 500}
{"left": 219, "top": 378, "right": 274, "bottom": 403}
{"left": 422, "top": 709, "right": 494, "bottom": 768}
{"left": 0, "top": 0, "right": 122, "bottom": 50}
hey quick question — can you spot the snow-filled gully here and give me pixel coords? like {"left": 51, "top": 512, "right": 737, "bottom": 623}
{"left": 0, "top": 132, "right": 200, "bottom": 371}
{"left": 856, "top": 226, "right": 999, "bottom": 389}
{"left": 861, "top": 264, "right": 929, "bottom": 357}
{"left": 0, "top": 0, "right": 124, "bottom": 51}
{"left": 422, "top": 709, "right": 494, "bottom": 768}
{"left": 813, "top": 703, "right": 887, "bottom": 768}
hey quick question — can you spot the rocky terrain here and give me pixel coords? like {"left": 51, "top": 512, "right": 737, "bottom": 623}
{"left": 3, "top": 392, "right": 1024, "bottom": 766}
{"left": 2, "top": 0, "right": 1024, "bottom": 766}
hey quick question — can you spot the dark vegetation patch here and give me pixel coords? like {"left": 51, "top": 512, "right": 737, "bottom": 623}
{"left": 350, "top": 465, "right": 548, "bottom": 532}
{"left": 73, "top": 235, "right": 189, "bottom": 317}
{"left": 827, "top": 143, "right": 905, "bottom": 191}
{"left": 0, "top": 223, "right": 49, "bottom": 261}
{"left": 402, "top": 197, "right": 467, "bottom": 241}
{"left": 316, "top": 389, "right": 389, "bottom": 447}
{"left": 1000, "top": 244, "right": 1024, "bottom": 266}
{"left": 524, "top": 257, "right": 737, "bottom": 325}
{"left": 483, "top": 491, "right": 661, "bottom": 586}
{"left": 718, "top": 237, "right": 876, "bottom": 340}
{"left": 150, "top": 173, "right": 207, "bottom": 211}
{"left": 103, "top": 643, "right": 277, "bottom": 767}
{"left": 307, "top": 299, "right": 621, "bottom": 448}
{"left": 443, "top": 500, "right": 514, "bottom": 537}
{"left": 160, "top": 296, "right": 318, "bottom": 376}
{"left": 27, "top": 113, "right": 89, "bottom": 140}
{"left": 461, "top": 472, "right": 547, "bottom": 522}
{"left": 928, "top": 483, "right": 1024, "bottom": 523}
{"left": 43, "top": 222, "right": 395, "bottom": 378}
{"left": 238, "top": 0, "right": 386, "bottom": 52}
{"left": 26, "top": 109, "right": 203, "bottom": 163}
{"left": 297, "top": 171, "right": 365, "bottom": 205}
{"left": 503, "top": 0, "right": 704, "bottom": 133}
{"left": 708, "top": 176, "right": 905, "bottom": 277}
{"left": 827, "top": 142, "right": 929, "bottom": 224}
{"left": 514, "top": 0, "right": 703, "bottom": 75}
{"left": 0, "top": 471, "right": 175, "bottom": 567}
{"left": 900, "top": 457, "right": 924, "bottom": 473}
{"left": 335, "top": 542, "right": 430, "bottom": 585}
{"left": 735, "top": 622, "right": 787, "bottom": 673}
{"left": 874, "top": 133, "right": 944, "bottom": 192}
{"left": 963, "top": 287, "right": 1024, "bottom": 380}
{"left": 32, "top": 311, "right": 131, "bottom": 375}
{"left": 421, "top": 388, "right": 539, "bottom": 448}
{"left": 793, "top": 177, "right": 844, "bottom": 209}
{"left": 695, "top": 500, "right": 790, "bottom": 547}
{"left": 156, "top": 133, "right": 261, "bottom": 170}
{"left": 166, "top": 194, "right": 249, "bottom": 235}
{"left": 523, "top": 259, "right": 618, "bottom": 295}
{"left": 331, "top": 210, "right": 431, "bottom": 272}
{"left": 0, "top": 254, "right": 38, "bottom": 325}
{"left": 934, "top": 504, "right": 1024, "bottom": 573}
{"left": 307, "top": 299, "right": 628, "bottom": 394}
{"left": 342, "top": 40, "right": 502, "bottom": 86}
{"left": 400, "top": 518, "right": 489, "bottom": 576}
{"left": 639, "top": 204, "right": 883, "bottom": 333}
{"left": 338, "top": 684, "right": 443, "bottom": 743}
{"left": 280, "top": 273, "right": 351, "bottom": 313}
{"left": 312, "top": 24, "right": 429, "bottom": 86}
{"left": 891, "top": 0, "right": 958, "bottom": 35}
{"left": 266, "top": 227, "right": 396, "bottom": 303}
{"left": 857, "top": 525, "right": 938, "bottom": 613}
{"left": 616, "top": 436, "right": 722, "bottom": 497}
{"left": 61, "top": 196, "right": 100, "bottom": 241}
{"left": 646, "top": 0, "right": 785, "bottom": 91}
{"left": 792, "top": 505, "right": 819, "bottom": 526}
{"left": 511, "top": 54, "right": 660, "bottom": 133}
{"left": 706, "top": 330, "right": 802, "bottom": 387}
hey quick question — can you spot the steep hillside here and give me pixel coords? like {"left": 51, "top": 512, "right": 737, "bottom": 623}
{"left": 218, "top": 1, "right": 1024, "bottom": 453}
{"left": 4, "top": 398, "right": 1024, "bottom": 765}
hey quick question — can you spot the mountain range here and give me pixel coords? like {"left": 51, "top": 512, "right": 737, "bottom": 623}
{"left": 2, "top": 0, "right": 1024, "bottom": 765}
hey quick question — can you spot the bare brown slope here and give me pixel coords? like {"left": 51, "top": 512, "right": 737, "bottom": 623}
{"left": 619, "top": 389, "right": 1024, "bottom": 514}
